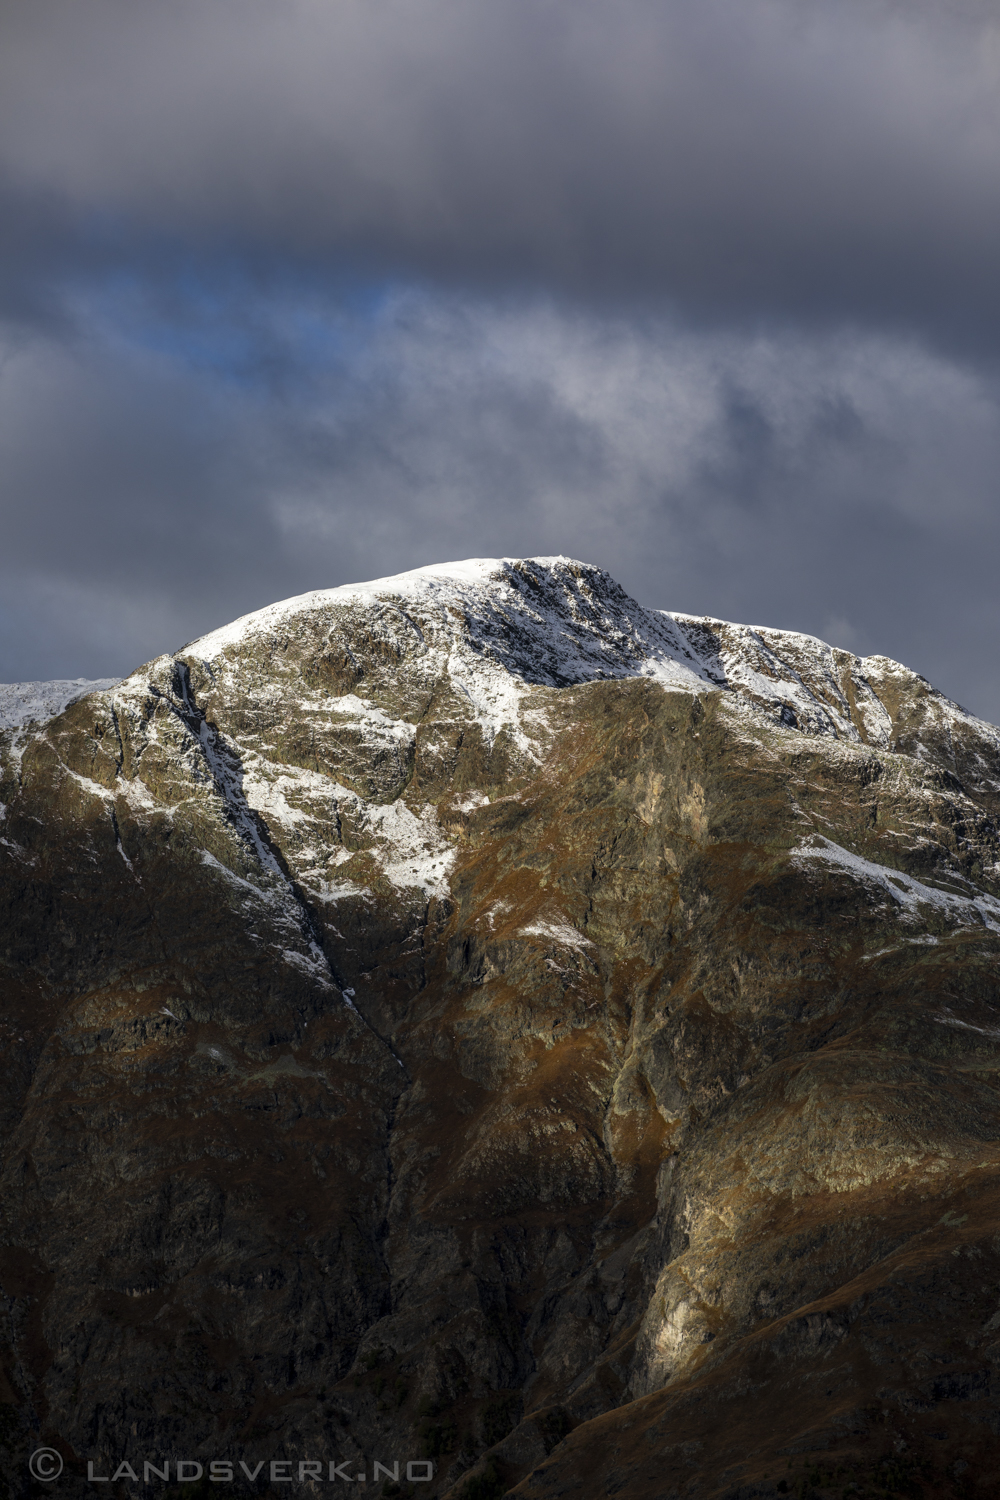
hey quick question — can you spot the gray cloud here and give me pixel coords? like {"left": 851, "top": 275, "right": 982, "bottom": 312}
{"left": 3, "top": 290, "right": 1000, "bottom": 721}
{"left": 3, "top": 0, "right": 1000, "bottom": 343}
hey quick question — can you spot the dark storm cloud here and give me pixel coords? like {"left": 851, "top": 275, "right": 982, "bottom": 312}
{"left": 3, "top": 0, "right": 1000, "bottom": 343}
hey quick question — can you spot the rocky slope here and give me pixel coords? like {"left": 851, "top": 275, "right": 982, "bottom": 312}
{"left": 2, "top": 556, "right": 1000, "bottom": 1500}
{"left": 0, "top": 679, "right": 120, "bottom": 732}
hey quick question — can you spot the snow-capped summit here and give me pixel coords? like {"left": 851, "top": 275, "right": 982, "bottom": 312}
{"left": 5, "top": 557, "right": 994, "bottom": 770}
{"left": 187, "top": 555, "right": 717, "bottom": 694}
{"left": 177, "top": 554, "right": 994, "bottom": 759}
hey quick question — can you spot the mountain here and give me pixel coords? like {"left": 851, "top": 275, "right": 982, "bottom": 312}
{"left": 2, "top": 556, "right": 1000, "bottom": 1500}
{"left": 0, "top": 679, "right": 120, "bottom": 732}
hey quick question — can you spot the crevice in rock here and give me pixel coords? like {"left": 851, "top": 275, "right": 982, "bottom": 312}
{"left": 108, "top": 699, "right": 125, "bottom": 777}
{"left": 158, "top": 660, "right": 410, "bottom": 1074}
{"left": 107, "top": 804, "right": 138, "bottom": 879}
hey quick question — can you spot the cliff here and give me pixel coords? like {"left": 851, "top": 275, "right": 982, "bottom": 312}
{"left": 2, "top": 557, "right": 999, "bottom": 1499}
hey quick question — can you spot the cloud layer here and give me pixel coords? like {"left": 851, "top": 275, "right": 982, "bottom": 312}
{"left": 2, "top": 0, "right": 999, "bottom": 719}
{"left": 6, "top": 0, "right": 1000, "bottom": 339}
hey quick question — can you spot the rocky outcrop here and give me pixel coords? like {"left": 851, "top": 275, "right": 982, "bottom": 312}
{"left": 2, "top": 557, "right": 1000, "bottom": 1499}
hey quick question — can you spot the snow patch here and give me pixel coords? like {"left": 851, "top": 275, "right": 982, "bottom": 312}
{"left": 65, "top": 769, "right": 113, "bottom": 802}
{"left": 452, "top": 791, "right": 490, "bottom": 813}
{"left": 173, "top": 557, "right": 1000, "bottom": 773}
{"left": 934, "top": 1014, "right": 1000, "bottom": 1040}
{"left": 239, "top": 760, "right": 454, "bottom": 899}
{"left": 327, "top": 694, "right": 414, "bottom": 743}
{"left": 792, "top": 836, "right": 1000, "bottom": 933}
{"left": 0, "top": 678, "right": 120, "bottom": 730}
{"left": 278, "top": 946, "right": 334, "bottom": 988}
{"left": 521, "top": 916, "right": 595, "bottom": 951}
{"left": 373, "top": 798, "right": 456, "bottom": 897}
{"left": 199, "top": 849, "right": 276, "bottom": 900}
{"left": 306, "top": 878, "right": 369, "bottom": 904}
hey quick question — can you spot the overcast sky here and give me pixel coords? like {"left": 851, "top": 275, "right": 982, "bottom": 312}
{"left": 3, "top": 0, "right": 1000, "bottom": 719}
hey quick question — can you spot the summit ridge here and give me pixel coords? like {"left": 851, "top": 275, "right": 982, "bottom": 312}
{"left": 8, "top": 557, "right": 991, "bottom": 761}
{"left": 178, "top": 553, "right": 996, "bottom": 758}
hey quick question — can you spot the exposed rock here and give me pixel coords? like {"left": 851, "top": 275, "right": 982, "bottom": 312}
{"left": 1, "top": 557, "right": 1000, "bottom": 1499}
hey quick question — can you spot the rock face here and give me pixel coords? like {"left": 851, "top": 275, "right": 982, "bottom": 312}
{"left": 2, "top": 556, "right": 1000, "bottom": 1500}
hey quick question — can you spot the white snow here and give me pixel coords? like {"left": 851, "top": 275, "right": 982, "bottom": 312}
{"left": 65, "top": 769, "right": 115, "bottom": 802}
{"left": 791, "top": 835, "right": 1000, "bottom": 933}
{"left": 326, "top": 694, "right": 416, "bottom": 747}
{"left": 279, "top": 946, "right": 334, "bottom": 988}
{"left": 198, "top": 848, "right": 274, "bottom": 899}
{"left": 0, "top": 678, "right": 120, "bottom": 731}
{"left": 667, "top": 615, "right": 887, "bottom": 743}
{"left": 934, "top": 1014, "right": 1000, "bottom": 1040}
{"left": 452, "top": 791, "right": 490, "bottom": 813}
{"left": 119, "top": 777, "right": 164, "bottom": 816}
{"left": 667, "top": 609, "right": 1000, "bottom": 758}
{"left": 861, "top": 935, "right": 940, "bottom": 960}
{"left": 187, "top": 558, "right": 552, "bottom": 655}
{"left": 11, "top": 559, "right": 1000, "bottom": 1028}
{"left": 365, "top": 796, "right": 456, "bottom": 897}
{"left": 237, "top": 760, "right": 454, "bottom": 899}
{"left": 307, "top": 878, "right": 369, "bottom": 903}
{"left": 173, "top": 673, "right": 283, "bottom": 878}
{"left": 199, "top": 850, "right": 335, "bottom": 987}
{"left": 521, "top": 916, "right": 595, "bottom": 951}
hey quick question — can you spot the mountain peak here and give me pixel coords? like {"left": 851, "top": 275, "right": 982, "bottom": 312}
{"left": 174, "top": 555, "right": 994, "bottom": 765}
{"left": 4, "top": 556, "right": 1000, "bottom": 1496}
{"left": 2, "top": 559, "right": 993, "bottom": 778}
{"left": 186, "top": 553, "right": 712, "bottom": 693}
